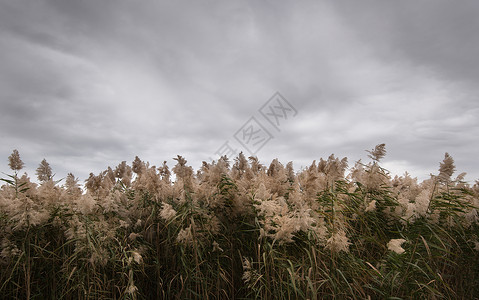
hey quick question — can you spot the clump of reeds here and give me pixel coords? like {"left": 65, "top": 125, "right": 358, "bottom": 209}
{"left": 0, "top": 146, "right": 478, "bottom": 299}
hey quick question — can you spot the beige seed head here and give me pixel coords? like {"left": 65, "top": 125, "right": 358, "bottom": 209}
{"left": 8, "top": 149, "right": 24, "bottom": 171}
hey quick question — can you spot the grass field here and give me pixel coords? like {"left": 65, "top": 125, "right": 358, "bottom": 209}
{"left": 1, "top": 145, "right": 478, "bottom": 299}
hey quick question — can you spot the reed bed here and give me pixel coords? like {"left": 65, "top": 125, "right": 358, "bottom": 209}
{"left": 1, "top": 145, "right": 478, "bottom": 299}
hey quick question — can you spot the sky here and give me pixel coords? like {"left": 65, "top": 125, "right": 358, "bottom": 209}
{"left": 0, "top": 0, "right": 478, "bottom": 184}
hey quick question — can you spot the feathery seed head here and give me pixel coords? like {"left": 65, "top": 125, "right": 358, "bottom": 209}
{"left": 8, "top": 149, "right": 24, "bottom": 171}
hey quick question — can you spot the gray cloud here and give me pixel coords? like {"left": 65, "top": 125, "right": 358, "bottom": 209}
{"left": 0, "top": 0, "right": 478, "bottom": 183}
{"left": 330, "top": 0, "right": 479, "bottom": 85}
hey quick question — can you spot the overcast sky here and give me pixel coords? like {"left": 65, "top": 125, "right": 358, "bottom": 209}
{"left": 1, "top": 0, "right": 478, "bottom": 184}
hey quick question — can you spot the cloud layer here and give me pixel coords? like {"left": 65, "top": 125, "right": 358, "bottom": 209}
{"left": 1, "top": 0, "right": 478, "bottom": 182}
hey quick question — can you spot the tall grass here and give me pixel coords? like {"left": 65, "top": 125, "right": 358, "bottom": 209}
{"left": 0, "top": 147, "right": 478, "bottom": 299}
